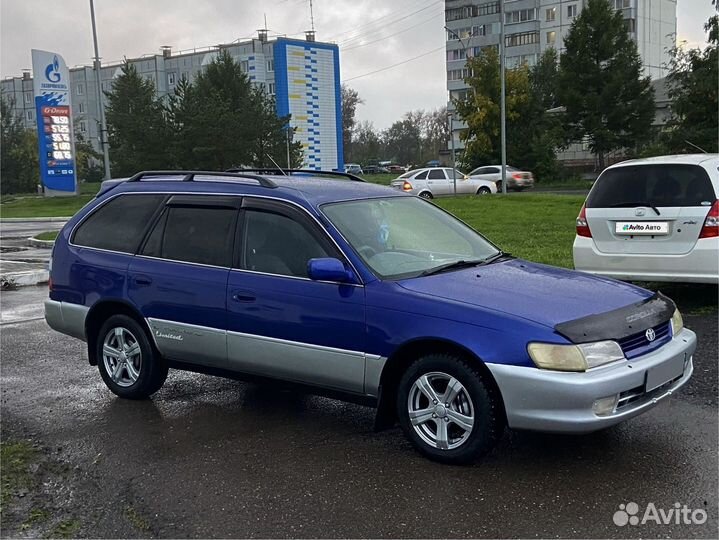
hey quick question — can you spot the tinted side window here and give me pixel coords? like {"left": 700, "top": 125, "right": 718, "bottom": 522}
{"left": 428, "top": 169, "right": 446, "bottom": 180}
{"left": 73, "top": 194, "right": 164, "bottom": 253}
{"left": 415, "top": 170, "right": 429, "bottom": 180}
{"left": 488, "top": 167, "right": 500, "bottom": 174}
{"left": 241, "top": 210, "right": 330, "bottom": 278}
{"left": 587, "top": 164, "right": 717, "bottom": 208}
{"left": 142, "top": 206, "right": 236, "bottom": 267}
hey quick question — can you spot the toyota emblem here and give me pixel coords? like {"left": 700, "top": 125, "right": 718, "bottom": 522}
{"left": 645, "top": 328, "right": 656, "bottom": 341}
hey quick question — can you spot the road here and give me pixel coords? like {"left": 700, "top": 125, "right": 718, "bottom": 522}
{"left": 0, "top": 285, "right": 717, "bottom": 538}
{"left": 0, "top": 219, "right": 62, "bottom": 283}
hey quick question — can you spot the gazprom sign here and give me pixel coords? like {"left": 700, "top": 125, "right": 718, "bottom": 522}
{"left": 31, "top": 49, "right": 77, "bottom": 194}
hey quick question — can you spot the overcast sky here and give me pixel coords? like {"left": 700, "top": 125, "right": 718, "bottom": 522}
{"left": 1, "top": 0, "right": 715, "bottom": 129}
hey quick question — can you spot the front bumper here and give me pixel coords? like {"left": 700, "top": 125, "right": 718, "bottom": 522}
{"left": 487, "top": 328, "right": 696, "bottom": 433}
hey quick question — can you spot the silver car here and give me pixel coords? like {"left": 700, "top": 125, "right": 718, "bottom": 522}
{"left": 573, "top": 154, "right": 719, "bottom": 284}
{"left": 391, "top": 167, "right": 497, "bottom": 198}
{"left": 468, "top": 165, "right": 535, "bottom": 191}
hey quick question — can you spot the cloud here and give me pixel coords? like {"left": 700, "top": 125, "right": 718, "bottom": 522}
{"left": 0, "top": 0, "right": 711, "bottom": 129}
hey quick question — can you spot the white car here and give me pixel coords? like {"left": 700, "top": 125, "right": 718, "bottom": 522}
{"left": 345, "top": 163, "right": 363, "bottom": 175}
{"left": 468, "top": 165, "right": 535, "bottom": 191}
{"left": 390, "top": 167, "right": 497, "bottom": 198}
{"left": 573, "top": 154, "right": 719, "bottom": 284}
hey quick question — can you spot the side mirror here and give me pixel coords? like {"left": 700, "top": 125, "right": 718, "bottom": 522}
{"left": 307, "top": 258, "right": 353, "bottom": 283}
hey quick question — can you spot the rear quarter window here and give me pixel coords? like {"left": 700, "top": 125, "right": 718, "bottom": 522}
{"left": 587, "top": 164, "right": 717, "bottom": 208}
{"left": 72, "top": 194, "right": 165, "bottom": 253}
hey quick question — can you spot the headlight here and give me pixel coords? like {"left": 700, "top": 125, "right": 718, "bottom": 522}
{"left": 671, "top": 308, "right": 683, "bottom": 336}
{"left": 528, "top": 341, "right": 624, "bottom": 372}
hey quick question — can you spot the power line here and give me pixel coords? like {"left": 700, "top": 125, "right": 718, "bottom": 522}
{"left": 340, "top": 1, "right": 441, "bottom": 46}
{"left": 343, "top": 9, "right": 443, "bottom": 52}
{"left": 343, "top": 45, "right": 445, "bottom": 82}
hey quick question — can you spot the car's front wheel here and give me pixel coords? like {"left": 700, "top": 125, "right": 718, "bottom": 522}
{"left": 397, "top": 353, "right": 504, "bottom": 464}
{"left": 97, "top": 315, "right": 168, "bottom": 399}
{"left": 476, "top": 187, "right": 491, "bottom": 196}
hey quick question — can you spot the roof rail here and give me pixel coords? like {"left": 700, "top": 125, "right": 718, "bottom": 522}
{"left": 126, "top": 170, "right": 278, "bottom": 188}
{"left": 227, "top": 168, "right": 366, "bottom": 183}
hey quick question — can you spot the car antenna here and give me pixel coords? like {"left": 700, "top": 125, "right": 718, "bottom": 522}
{"left": 685, "top": 140, "right": 708, "bottom": 153}
{"left": 265, "top": 153, "right": 288, "bottom": 176}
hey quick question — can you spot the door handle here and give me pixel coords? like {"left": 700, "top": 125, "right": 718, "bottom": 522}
{"left": 133, "top": 275, "right": 152, "bottom": 286}
{"left": 231, "top": 290, "right": 256, "bottom": 302}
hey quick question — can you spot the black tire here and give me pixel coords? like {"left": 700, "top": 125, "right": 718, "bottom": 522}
{"left": 419, "top": 191, "right": 433, "bottom": 199}
{"left": 476, "top": 187, "right": 491, "bottom": 196}
{"left": 396, "top": 353, "right": 505, "bottom": 464}
{"left": 96, "top": 314, "right": 168, "bottom": 399}
{"left": 495, "top": 181, "right": 503, "bottom": 192}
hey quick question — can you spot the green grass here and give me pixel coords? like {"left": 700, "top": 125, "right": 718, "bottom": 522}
{"left": 436, "top": 194, "right": 585, "bottom": 269}
{"left": 34, "top": 231, "right": 60, "bottom": 241}
{"left": 47, "top": 519, "right": 80, "bottom": 539}
{"left": 1, "top": 441, "right": 37, "bottom": 510}
{"left": 0, "top": 183, "right": 99, "bottom": 218}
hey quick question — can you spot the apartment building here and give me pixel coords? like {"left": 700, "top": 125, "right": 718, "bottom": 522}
{"left": 445, "top": 0, "right": 677, "bottom": 152}
{"left": 1, "top": 31, "right": 343, "bottom": 171}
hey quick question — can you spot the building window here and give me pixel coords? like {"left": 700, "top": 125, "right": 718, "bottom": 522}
{"left": 26, "top": 110, "right": 33, "bottom": 120}
{"left": 78, "top": 102, "right": 85, "bottom": 113}
{"left": 445, "top": 1, "right": 499, "bottom": 21}
{"left": 567, "top": 5, "right": 578, "bottom": 18}
{"left": 268, "top": 82, "right": 275, "bottom": 95}
{"left": 24, "top": 92, "right": 32, "bottom": 104}
{"left": 505, "top": 31, "right": 539, "bottom": 47}
{"left": 168, "top": 72, "right": 176, "bottom": 86}
{"left": 267, "top": 59, "right": 274, "bottom": 72}
{"left": 472, "top": 44, "right": 499, "bottom": 57}
{"left": 505, "top": 8, "right": 536, "bottom": 24}
{"left": 547, "top": 31, "right": 556, "bottom": 45}
{"left": 447, "top": 49, "right": 467, "bottom": 61}
{"left": 615, "top": 0, "right": 631, "bottom": 8}
{"left": 79, "top": 121, "right": 87, "bottom": 133}
{"left": 624, "top": 18, "right": 636, "bottom": 32}
{"left": 546, "top": 7, "right": 556, "bottom": 22}
{"left": 76, "top": 83, "right": 84, "bottom": 96}
{"left": 240, "top": 60, "right": 249, "bottom": 73}
{"left": 181, "top": 71, "right": 189, "bottom": 81}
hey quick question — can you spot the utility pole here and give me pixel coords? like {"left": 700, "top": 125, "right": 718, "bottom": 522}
{"left": 499, "top": 0, "right": 507, "bottom": 195}
{"left": 89, "top": 0, "right": 111, "bottom": 180}
{"left": 448, "top": 112, "right": 457, "bottom": 195}
{"left": 286, "top": 127, "right": 291, "bottom": 169}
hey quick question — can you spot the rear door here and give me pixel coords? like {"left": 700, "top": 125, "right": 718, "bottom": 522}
{"left": 427, "top": 168, "right": 451, "bottom": 195}
{"left": 584, "top": 163, "right": 716, "bottom": 255}
{"left": 129, "top": 195, "right": 240, "bottom": 368}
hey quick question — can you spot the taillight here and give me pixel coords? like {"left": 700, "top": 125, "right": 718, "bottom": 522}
{"left": 402, "top": 181, "right": 413, "bottom": 191}
{"left": 512, "top": 173, "right": 522, "bottom": 180}
{"left": 576, "top": 204, "right": 592, "bottom": 238}
{"left": 699, "top": 199, "right": 719, "bottom": 238}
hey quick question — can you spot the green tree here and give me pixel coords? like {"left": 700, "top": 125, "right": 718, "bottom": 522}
{"left": 104, "top": 61, "right": 172, "bottom": 176}
{"left": 341, "top": 85, "right": 363, "bottom": 162}
{"left": 168, "top": 51, "right": 301, "bottom": 170}
{"left": 349, "top": 120, "right": 382, "bottom": 165}
{"left": 558, "top": 0, "right": 654, "bottom": 168}
{"left": 1, "top": 92, "right": 39, "bottom": 194}
{"left": 73, "top": 133, "right": 103, "bottom": 183}
{"left": 383, "top": 115, "right": 422, "bottom": 166}
{"left": 663, "top": 13, "right": 718, "bottom": 153}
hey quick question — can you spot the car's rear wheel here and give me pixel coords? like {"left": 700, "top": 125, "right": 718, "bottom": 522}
{"left": 476, "top": 187, "right": 491, "bottom": 196}
{"left": 97, "top": 315, "right": 167, "bottom": 399}
{"left": 419, "top": 191, "right": 433, "bottom": 199}
{"left": 396, "top": 353, "right": 504, "bottom": 464}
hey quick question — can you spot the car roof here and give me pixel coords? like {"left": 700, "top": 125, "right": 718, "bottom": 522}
{"left": 111, "top": 173, "right": 405, "bottom": 207}
{"left": 609, "top": 154, "right": 719, "bottom": 168}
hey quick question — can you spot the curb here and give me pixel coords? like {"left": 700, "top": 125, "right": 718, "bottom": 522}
{"left": 1, "top": 269, "right": 49, "bottom": 287}
{"left": 0, "top": 217, "right": 70, "bottom": 223}
{"left": 27, "top": 237, "right": 54, "bottom": 249}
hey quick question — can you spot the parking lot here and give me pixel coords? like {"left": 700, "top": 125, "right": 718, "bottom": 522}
{"left": 1, "top": 284, "right": 716, "bottom": 538}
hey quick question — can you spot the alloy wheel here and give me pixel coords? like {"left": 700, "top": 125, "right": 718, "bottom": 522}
{"left": 102, "top": 327, "right": 142, "bottom": 388}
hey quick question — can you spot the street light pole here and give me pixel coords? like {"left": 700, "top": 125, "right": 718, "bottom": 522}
{"left": 499, "top": 0, "right": 507, "bottom": 194}
{"left": 89, "top": 0, "right": 111, "bottom": 180}
{"left": 448, "top": 113, "right": 457, "bottom": 194}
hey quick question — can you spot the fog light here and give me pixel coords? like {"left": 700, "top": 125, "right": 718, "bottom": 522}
{"left": 592, "top": 395, "right": 618, "bottom": 416}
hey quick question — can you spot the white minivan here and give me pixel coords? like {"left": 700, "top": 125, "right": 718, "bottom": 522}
{"left": 573, "top": 154, "right": 719, "bottom": 284}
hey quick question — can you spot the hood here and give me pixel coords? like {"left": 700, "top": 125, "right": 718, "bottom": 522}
{"left": 397, "top": 259, "right": 652, "bottom": 328}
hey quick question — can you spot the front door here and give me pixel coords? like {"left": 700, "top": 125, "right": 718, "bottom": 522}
{"left": 226, "top": 198, "right": 367, "bottom": 393}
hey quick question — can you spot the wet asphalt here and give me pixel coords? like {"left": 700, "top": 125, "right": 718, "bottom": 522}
{"left": 0, "top": 285, "right": 717, "bottom": 539}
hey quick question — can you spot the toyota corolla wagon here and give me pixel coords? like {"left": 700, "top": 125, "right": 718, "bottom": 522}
{"left": 46, "top": 169, "right": 697, "bottom": 464}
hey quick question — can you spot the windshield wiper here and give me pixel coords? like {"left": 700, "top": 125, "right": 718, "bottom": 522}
{"left": 609, "top": 201, "right": 661, "bottom": 215}
{"left": 419, "top": 252, "right": 510, "bottom": 277}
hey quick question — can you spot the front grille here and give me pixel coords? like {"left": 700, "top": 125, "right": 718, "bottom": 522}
{"left": 617, "top": 321, "right": 672, "bottom": 359}
{"left": 616, "top": 371, "right": 684, "bottom": 411}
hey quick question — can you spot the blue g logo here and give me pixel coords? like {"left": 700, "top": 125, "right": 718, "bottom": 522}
{"left": 44, "top": 56, "right": 61, "bottom": 83}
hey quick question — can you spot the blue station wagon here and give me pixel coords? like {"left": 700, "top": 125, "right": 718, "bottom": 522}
{"left": 46, "top": 169, "right": 697, "bottom": 464}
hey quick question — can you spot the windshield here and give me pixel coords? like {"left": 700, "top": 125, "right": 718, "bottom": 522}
{"left": 322, "top": 197, "right": 500, "bottom": 279}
